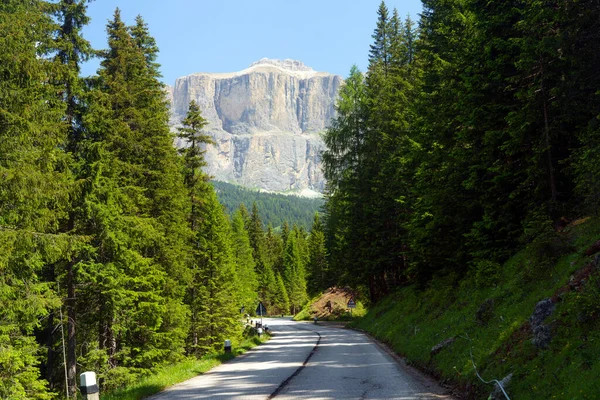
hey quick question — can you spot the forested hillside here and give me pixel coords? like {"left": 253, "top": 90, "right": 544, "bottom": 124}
{"left": 317, "top": 1, "right": 600, "bottom": 398}
{"left": 322, "top": 0, "right": 600, "bottom": 301}
{"left": 212, "top": 181, "right": 325, "bottom": 231}
{"left": 0, "top": 2, "right": 323, "bottom": 398}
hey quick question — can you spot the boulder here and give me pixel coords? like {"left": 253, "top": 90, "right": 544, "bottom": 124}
{"left": 490, "top": 373, "right": 512, "bottom": 400}
{"left": 529, "top": 298, "right": 555, "bottom": 349}
{"left": 431, "top": 337, "right": 456, "bottom": 355}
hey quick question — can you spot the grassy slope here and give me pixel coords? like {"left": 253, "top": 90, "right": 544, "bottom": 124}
{"left": 100, "top": 334, "right": 270, "bottom": 400}
{"left": 294, "top": 287, "right": 368, "bottom": 321}
{"left": 353, "top": 218, "right": 600, "bottom": 399}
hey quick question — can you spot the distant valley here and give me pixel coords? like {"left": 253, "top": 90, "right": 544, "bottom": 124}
{"left": 212, "top": 181, "right": 324, "bottom": 230}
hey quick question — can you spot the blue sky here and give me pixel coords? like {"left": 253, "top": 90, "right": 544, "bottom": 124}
{"left": 81, "top": 1, "right": 423, "bottom": 84}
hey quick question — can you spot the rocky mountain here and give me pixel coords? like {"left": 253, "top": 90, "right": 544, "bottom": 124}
{"left": 168, "top": 59, "right": 343, "bottom": 195}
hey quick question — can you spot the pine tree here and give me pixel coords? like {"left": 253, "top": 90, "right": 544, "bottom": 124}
{"left": 307, "top": 213, "right": 328, "bottom": 295}
{"left": 369, "top": 1, "right": 391, "bottom": 74}
{"left": 0, "top": 1, "right": 73, "bottom": 397}
{"left": 191, "top": 189, "right": 240, "bottom": 354}
{"left": 230, "top": 209, "right": 258, "bottom": 313}
{"left": 322, "top": 65, "right": 368, "bottom": 291}
{"left": 49, "top": 0, "right": 94, "bottom": 393}
{"left": 73, "top": 10, "right": 191, "bottom": 387}
{"left": 272, "top": 273, "right": 290, "bottom": 315}
{"left": 283, "top": 233, "right": 308, "bottom": 314}
{"left": 264, "top": 224, "right": 284, "bottom": 275}
{"left": 247, "top": 203, "right": 277, "bottom": 308}
{"left": 177, "top": 99, "right": 240, "bottom": 355}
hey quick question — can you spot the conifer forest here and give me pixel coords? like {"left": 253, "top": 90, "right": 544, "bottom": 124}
{"left": 3, "top": 0, "right": 600, "bottom": 398}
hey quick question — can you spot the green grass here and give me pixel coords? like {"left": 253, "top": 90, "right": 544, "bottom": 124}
{"left": 100, "top": 334, "right": 270, "bottom": 400}
{"left": 353, "top": 217, "right": 600, "bottom": 399}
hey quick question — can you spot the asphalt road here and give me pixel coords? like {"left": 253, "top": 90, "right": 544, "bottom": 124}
{"left": 147, "top": 318, "right": 453, "bottom": 400}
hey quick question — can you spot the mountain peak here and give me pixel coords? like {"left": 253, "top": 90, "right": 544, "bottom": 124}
{"left": 249, "top": 58, "right": 315, "bottom": 72}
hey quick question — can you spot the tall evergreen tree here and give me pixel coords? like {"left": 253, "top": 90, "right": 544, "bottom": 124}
{"left": 230, "top": 209, "right": 258, "bottom": 313}
{"left": 322, "top": 65, "right": 369, "bottom": 291}
{"left": 73, "top": 10, "right": 191, "bottom": 387}
{"left": 264, "top": 224, "right": 284, "bottom": 276}
{"left": 247, "top": 203, "right": 277, "bottom": 308}
{"left": 191, "top": 189, "right": 240, "bottom": 354}
{"left": 272, "top": 273, "right": 290, "bottom": 315}
{"left": 283, "top": 233, "right": 308, "bottom": 314}
{"left": 0, "top": 1, "right": 73, "bottom": 397}
{"left": 307, "top": 213, "right": 328, "bottom": 295}
{"left": 369, "top": 1, "right": 391, "bottom": 74}
{"left": 49, "top": 0, "right": 94, "bottom": 394}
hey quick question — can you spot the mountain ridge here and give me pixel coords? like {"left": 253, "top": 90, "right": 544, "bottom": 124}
{"left": 168, "top": 59, "right": 342, "bottom": 195}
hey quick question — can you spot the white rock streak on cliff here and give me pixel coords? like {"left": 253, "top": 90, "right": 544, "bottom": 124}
{"left": 168, "top": 59, "right": 342, "bottom": 194}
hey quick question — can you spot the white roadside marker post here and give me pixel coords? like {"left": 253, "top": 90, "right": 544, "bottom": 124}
{"left": 224, "top": 339, "right": 232, "bottom": 353}
{"left": 80, "top": 371, "right": 99, "bottom": 400}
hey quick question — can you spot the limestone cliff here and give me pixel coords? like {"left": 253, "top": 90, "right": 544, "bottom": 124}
{"left": 169, "top": 59, "right": 342, "bottom": 195}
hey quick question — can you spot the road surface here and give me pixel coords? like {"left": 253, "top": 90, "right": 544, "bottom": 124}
{"left": 148, "top": 318, "right": 452, "bottom": 400}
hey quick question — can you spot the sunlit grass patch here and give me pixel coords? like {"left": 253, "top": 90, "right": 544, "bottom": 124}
{"left": 100, "top": 335, "right": 269, "bottom": 400}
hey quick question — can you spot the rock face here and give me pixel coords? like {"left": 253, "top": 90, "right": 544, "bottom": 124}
{"left": 530, "top": 298, "right": 555, "bottom": 349}
{"left": 169, "top": 59, "right": 343, "bottom": 194}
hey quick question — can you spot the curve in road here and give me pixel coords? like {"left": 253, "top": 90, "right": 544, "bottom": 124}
{"left": 147, "top": 318, "right": 453, "bottom": 400}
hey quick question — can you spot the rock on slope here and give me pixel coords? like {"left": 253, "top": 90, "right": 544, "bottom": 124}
{"left": 169, "top": 59, "right": 343, "bottom": 194}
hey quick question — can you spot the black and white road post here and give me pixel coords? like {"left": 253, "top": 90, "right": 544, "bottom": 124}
{"left": 80, "top": 371, "right": 99, "bottom": 400}
{"left": 224, "top": 339, "right": 232, "bottom": 353}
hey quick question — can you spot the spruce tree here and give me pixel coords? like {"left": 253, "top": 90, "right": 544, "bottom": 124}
{"left": 49, "top": 0, "right": 94, "bottom": 393}
{"left": 191, "top": 189, "right": 240, "bottom": 354}
{"left": 322, "top": 65, "right": 369, "bottom": 292}
{"left": 307, "top": 213, "right": 328, "bottom": 295}
{"left": 0, "top": 1, "right": 73, "bottom": 397}
{"left": 272, "top": 273, "right": 290, "bottom": 316}
{"left": 283, "top": 233, "right": 308, "bottom": 314}
{"left": 264, "top": 224, "right": 284, "bottom": 275}
{"left": 177, "top": 100, "right": 239, "bottom": 354}
{"left": 230, "top": 209, "right": 258, "bottom": 313}
{"left": 247, "top": 203, "right": 277, "bottom": 308}
{"left": 73, "top": 10, "right": 191, "bottom": 386}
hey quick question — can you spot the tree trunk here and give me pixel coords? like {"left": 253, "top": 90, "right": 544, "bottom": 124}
{"left": 66, "top": 262, "right": 77, "bottom": 397}
{"left": 540, "top": 60, "right": 557, "bottom": 204}
{"left": 45, "top": 312, "right": 56, "bottom": 389}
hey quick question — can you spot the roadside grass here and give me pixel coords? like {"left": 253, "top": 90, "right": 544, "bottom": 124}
{"left": 100, "top": 334, "right": 270, "bottom": 400}
{"left": 353, "top": 217, "right": 600, "bottom": 399}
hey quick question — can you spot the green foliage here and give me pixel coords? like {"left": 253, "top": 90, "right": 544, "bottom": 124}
{"left": 177, "top": 101, "right": 242, "bottom": 357}
{"left": 212, "top": 181, "right": 324, "bottom": 231}
{"left": 306, "top": 213, "right": 329, "bottom": 295}
{"left": 271, "top": 273, "right": 290, "bottom": 315}
{"left": 0, "top": 1, "right": 76, "bottom": 397}
{"left": 188, "top": 189, "right": 241, "bottom": 355}
{"left": 473, "top": 260, "right": 501, "bottom": 289}
{"left": 324, "top": 0, "right": 600, "bottom": 302}
{"left": 283, "top": 232, "right": 308, "bottom": 314}
{"left": 230, "top": 209, "right": 258, "bottom": 311}
{"left": 353, "top": 218, "right": 600, "bottom": 399}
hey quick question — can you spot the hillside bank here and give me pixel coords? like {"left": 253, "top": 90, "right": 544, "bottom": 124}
{"left": 350, "top": 218, "right": 600, "bottom": 399}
